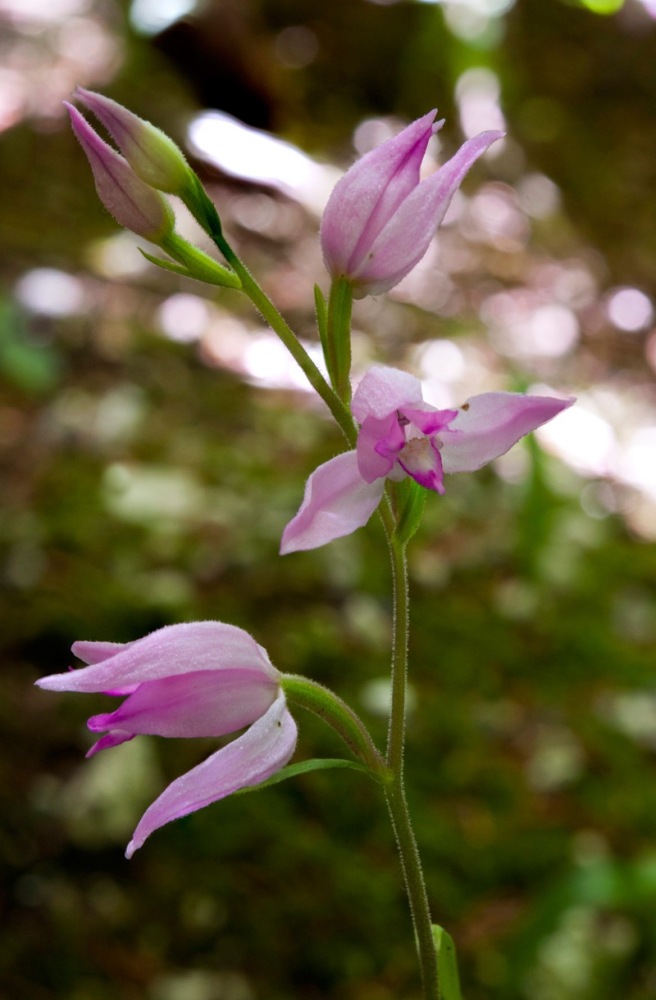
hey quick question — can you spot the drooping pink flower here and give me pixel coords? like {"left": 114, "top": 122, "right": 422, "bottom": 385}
{"left": 36, "top": 622, "right": 297, "bottom": 857}
{"left": 281, "top": 366, "right": 574, "bottom": 553}
{"left": 320, "top": 112, "right": 504, "bottom": 297}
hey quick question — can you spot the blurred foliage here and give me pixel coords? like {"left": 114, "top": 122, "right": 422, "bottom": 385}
{"left": 2, "top": 1, "right": 656, "bottom": 999}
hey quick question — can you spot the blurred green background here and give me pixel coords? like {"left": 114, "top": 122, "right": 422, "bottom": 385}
{"left": 2, "top": 0, "right": 656, "bottom": 998}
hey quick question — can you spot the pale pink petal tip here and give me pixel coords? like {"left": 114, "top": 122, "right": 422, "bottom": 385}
{"left": 280, "top": 452, "right": 385, "bottom": 554}
{"left": 125, "top": 694, "right": 297, "bottom": 857}
{"left": 440, "top": 392, "right": 575, "bottom": 474}
{"left": 320, "top": 110, "right": 504, "bottom": 297}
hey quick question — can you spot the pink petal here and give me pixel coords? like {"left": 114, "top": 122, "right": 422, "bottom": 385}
{"left": 86, "top": 669, "right": 277, "bottom": 741}
{"left": 357, "top": 412, "right": 404, "bottom": 482}
{"left": 345, "top": 118, "right": 441, "bottom": 273}
{"left": 76, "top": 89, "right": 139, "bottom": 155}
{"left": 125, "top": 693, "right": 297, "bottom": 857}
{"left": 440, "top": 392, "right": 575, "bottom": 473}
{"left": 321, "top": 111, "right": 439, "bottom": 276}
{"left": 280, "top": 452, "right": 385, "bottom": 554}
{"left": 353, "top": 130, "right": 504, "bottom": 295}
{"left": 66, "top": 104, "right": 172, "bottom": 239}
{"left": 76, "top": 88, "right": 189, "bottom": 195}
{"left": 86, "top": 730, "right": 134, "bottom": 758}
{"left": 398, "top": 438, "right": 446, "bottom": 493}
{"left": 401, "top": 406, "right": 458, "bottom": 436}
{"left": 73, "top": 640, "right": 135, "bottom": 664}
{"left": 36, "top": 622, "right": 278, "bottom": 693}
{"left": 352, "top": 365, "right": 424, "bottom": 422}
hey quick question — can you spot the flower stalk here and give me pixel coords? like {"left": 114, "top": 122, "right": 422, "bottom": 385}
{"left": 380, "top": 518, "right": 439, "bottom": 999}
{"left": 210, "top": 226, "right": 358, "bottom": 448}
{"left": 282, "top": 674, "right": 388, "bottom": 778}
{"left": 385, "top": 782, "right": 439, "bottom": 1000}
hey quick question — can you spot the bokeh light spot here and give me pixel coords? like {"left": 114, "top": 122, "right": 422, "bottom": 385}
{"left": 517, "top": 173, "right": 561, "bottom": 219}
{"left": 188, "top": 112, "right": 337, "bottom": 211}
{"left": 580, "top": 0, "right": 623, "bottom": 12}
{"left": 606, "top": 287, "right": 654, "bottom": 332}
{"left": 275, "top": 25, "right": 319, "bottom": 68}
{"left": 16, "top": 268, "right": 87, "bottom": 316}
{"left": 129, "top": 0, "right": 197, "bottom": 35}
{"left": 456, "top": 67, "right": 506, "bottom": 139}
{"left": 157, "top": 294, "right": 211, "bottom": 343}
{"left": 537, "top": 402, "right": 615, "bottom": 477}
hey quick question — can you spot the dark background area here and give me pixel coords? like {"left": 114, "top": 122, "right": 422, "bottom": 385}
{"left": 2, "top": 0, "right": 656, "bottom": 998}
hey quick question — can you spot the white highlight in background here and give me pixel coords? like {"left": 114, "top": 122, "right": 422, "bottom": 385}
{"left": 188, "top": 112, "right": 339, "bottom": 212}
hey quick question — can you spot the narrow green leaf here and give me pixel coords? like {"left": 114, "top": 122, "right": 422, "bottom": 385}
{"left": 160, "top": 233, "right": 242, "bottom": 288}
{"left": 327, "top": 277, "right": 353, "bottom": 404}
{"left": 182, "top": 170, "right": 225, "bottom": 238}
{"left": 432, "top": 925, "right": 463, "bottom": 1000}
{"left": 315, "top": 282, "right": 339, "bottom": 393}
{"left": 236, "top": 758, "right": 372, "bottom": 796}
{"left": 141, "top": 246, "right": 241, "bottom": 289}
{"left": 314, "top": 283, "right": 329, "bottom": 352}
{"left": 139, "top": 249, "right": 195, "bottom": 278}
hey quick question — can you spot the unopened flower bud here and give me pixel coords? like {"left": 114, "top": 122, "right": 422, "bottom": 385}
{"left": 66, "top": 103, "right": 175, "bottom": 242}
{"left": 321, "top": 111, "right": 504, "bottom": 298}
{"left": 76, "top": 88, "right": 191, "bottom": 196}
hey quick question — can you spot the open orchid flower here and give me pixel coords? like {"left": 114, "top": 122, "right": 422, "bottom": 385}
{"left": 321, "top": 111, "right": 504, "bottom": 297}
{"left": 36, "top": 622, "right": 297, "bottom": 857}
{"left": 281, "top": 366, "right": 574, "bottom": 553}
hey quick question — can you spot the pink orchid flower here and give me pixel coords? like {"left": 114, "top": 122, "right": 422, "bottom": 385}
{"left": 320, "top": 111, "right": 504, "bottom": 297}
{"left": 36, "top": 622, "right": 297, "bottom": 857}
{"left": 281, "top": 366, "right": 574, "bottom": 553}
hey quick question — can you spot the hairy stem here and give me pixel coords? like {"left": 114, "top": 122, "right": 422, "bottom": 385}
{"left": 209, "top": 227, "right": 357, "bottom": 447}
{"left": 386, "top": 533, "right": 410, "bottom": 774}
{"left": 383, "top": 529, "right": 438, "bottom": 999}
{"left": 282, "top": 674, "right": 388, "bottom": 777}
{"left": 385, "top": 782, "right": 438, "bottom": 1000}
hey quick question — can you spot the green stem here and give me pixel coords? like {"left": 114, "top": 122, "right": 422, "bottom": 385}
{"left": 380, "top": 519, "right": 438, "bottom": 999}
{"left": 385, "top": 782, "right": 438, "bottom": 1000}
{"left": 386, "top": 533, "right": 410, "bottom": 775}
{"left": 282, "top": 674, "right": 388, "bottom": 778}
{"left": 207, "top": 225, "right": 357, "bottom": 447}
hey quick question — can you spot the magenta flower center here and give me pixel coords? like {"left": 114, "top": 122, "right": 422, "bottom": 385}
{"left": 396, "top": 423, "right": 445, "bottom": 493}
